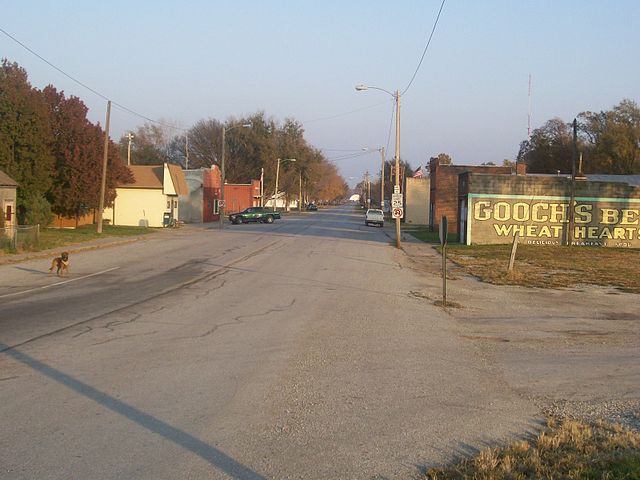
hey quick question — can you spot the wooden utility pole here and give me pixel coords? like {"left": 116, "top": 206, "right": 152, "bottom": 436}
{"left": 394, "top": 90, "right": 401, "bottom": 249}
{"left": 298, "top": 171, "right": 303, "bottom": 212}
{"left": 380, "top": 147, "right": 385, "bottom": 210}
{"left": 126, "top": 132, "right": 134, "bottom": 166}
{"left": 567, "top": 118, "right": 578, "bottom": 247}
{"left": 96, "top": 100, "right": 111, "bottom": 234}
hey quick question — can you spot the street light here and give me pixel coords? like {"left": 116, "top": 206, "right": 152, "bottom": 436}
{"left": 362, "top": 146, "right": 386, "bottom": 210}
{"left": 219, "top": 122, "right": 252, "bottom": 229}
{"left": 273, "top": 158, "right": 296, "bottom": 211}
{"left": 356, "top": 84, "right": 401, "bottom": 248}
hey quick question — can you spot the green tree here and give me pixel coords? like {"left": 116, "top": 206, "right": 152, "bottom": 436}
{"left": 435, "top": 153, "right": 452, "bottom": 165}
{"left": 578, "top": 99, "right": 640, "bottom": 174}
{"left": 517, "top": 118, "right": 575, "bottom": 173}
{"left": 0, "top": 60, "right": 54, "bottom": 224}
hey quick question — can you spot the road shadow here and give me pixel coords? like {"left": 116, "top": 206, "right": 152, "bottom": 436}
{"left": 0, "top": 342, "right": 265, "bottom": 480}
{"left": 13, "top": 266, "right": 49, "bottom": 275}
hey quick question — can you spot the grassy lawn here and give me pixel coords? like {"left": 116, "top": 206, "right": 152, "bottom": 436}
{"left": 423, "top": 418, "right": 640, "bottom": 479}
{"left": 407, "top": 227, "right": 457, "bottom": 244}
{"left": 2, "top": 224, "right": 155, "bottom": 254}
{"left": 407, "top": 228, "right": 640, "bottom": 293}
{"left": 444, "top": 243, "right": 640, "bottom": 294}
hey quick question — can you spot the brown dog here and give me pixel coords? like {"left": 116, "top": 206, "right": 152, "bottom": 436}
{"left": 49, "top": 252, "right": 70, "bottom": 276}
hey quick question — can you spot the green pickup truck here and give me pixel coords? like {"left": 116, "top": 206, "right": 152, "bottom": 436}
{"left": 229, "top": 207, "right": 281, "bottom": 224}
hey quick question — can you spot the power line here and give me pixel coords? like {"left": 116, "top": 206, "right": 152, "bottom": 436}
{"left": 385, "top": 100, "right": 395, "bottom": 155}
{"left": 326, "top": 151, "right": 374, "bottom": 162}
{"left": 302, "top": 99, "right": 392, "bottom": 124}
{"left": 321, "top": 148, "right": 368, "bottom": 152}
{"left": 401, "top": 0, "right": 446, "bottom": 95}
{"left": 0, "top": 27, "right": 186, "bottom": 132}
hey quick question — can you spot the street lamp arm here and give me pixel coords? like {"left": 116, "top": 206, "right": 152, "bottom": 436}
{"left": 355, "top": 84, "right": 395, "bottom": 98}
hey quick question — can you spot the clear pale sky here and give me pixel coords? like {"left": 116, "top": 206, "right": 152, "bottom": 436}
{"left": 2, "top": 1, "right": 638, "bottom": 186}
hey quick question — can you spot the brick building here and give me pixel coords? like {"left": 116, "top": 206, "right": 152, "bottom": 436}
{"left": 458, "top": 172, "right": 640, "bottom": 248}
{"left": 429, "top": 158, "right": 517, "bottom": 233}
{"left": 223, "top": 180, "right": 261, "bottom": 214}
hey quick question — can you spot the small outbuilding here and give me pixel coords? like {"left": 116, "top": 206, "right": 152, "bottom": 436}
{"left": 0, "top": 169, "right": 18, "bottom": 227}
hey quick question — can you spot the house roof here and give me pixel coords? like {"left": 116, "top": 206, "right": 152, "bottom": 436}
{"left": 167, "top": 163, "right": 188, "bottom": 196}
{"left": 126, "top": 165, "right": 164, "bottom": 189}
{"left": 0, "top": 170, "right": 18, "bottom": 187}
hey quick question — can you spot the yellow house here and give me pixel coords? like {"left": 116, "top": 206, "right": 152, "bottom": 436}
{"left": 104, "top": 163, "right": 188, "bottom": 227}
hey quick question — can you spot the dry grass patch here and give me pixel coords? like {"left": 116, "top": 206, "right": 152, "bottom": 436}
{"left": 424, "top": 418, "right": 640, "bottom": 479}
{"left": 445, "top": 244, "right": 640, "bottom": 293}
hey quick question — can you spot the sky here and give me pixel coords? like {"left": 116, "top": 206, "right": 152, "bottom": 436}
{"left": 2, "top": 1, "right": 639, "bottom": 187}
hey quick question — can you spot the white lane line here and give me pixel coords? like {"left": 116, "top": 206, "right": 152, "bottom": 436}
{"left": 0, "top": 267, "right": 120, "bottom": 299}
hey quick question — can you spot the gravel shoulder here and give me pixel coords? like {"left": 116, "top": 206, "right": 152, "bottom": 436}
{"left": 400, "top": 237, "right": 640, "bottom": 431}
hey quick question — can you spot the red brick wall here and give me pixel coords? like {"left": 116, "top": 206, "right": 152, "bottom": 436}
{"left": 203, "top": 167, "right": 221, "bottom": 222}
{"left": 430, "top": 160, "right": 513, "bottom": 233}
{"left": 224, "top": 180, "right": 261, "bottom": 213}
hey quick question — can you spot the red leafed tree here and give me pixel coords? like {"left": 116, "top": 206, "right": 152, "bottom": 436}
{"left": 43, "top": 86, "right": 132, "bottom": 221}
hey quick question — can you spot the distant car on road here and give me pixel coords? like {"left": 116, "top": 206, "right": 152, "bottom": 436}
{"left": 229, "top": 207, "right": 281, "bottom": 224}
{"left": 365, "top": 208, "right": 384, "bottom": 227}
{"left": 306, "top": 203, "right": 318, "bottom": 211}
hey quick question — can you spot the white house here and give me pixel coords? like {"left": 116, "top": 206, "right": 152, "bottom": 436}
{"left": 104, "top": 163, "right": 188, "bottom": 227}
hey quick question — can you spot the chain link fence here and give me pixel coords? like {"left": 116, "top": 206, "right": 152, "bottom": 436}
{"left": 0, "top": 225, "right": 40, "bottom": 250}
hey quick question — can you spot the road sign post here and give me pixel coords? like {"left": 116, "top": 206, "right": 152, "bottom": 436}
{"left": 439, "top": 216, "right": 448, "bottom": 307}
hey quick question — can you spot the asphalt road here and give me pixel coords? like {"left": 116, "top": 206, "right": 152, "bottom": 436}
{"left": 2, "top": 206, "right": 539, "bottom": 479}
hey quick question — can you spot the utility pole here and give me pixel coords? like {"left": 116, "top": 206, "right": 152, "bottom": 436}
{"left": 219, "top": 127, "right": 226, "bottom": 230}
{"left": 380, "top": 147, "right": 385, "bottom": 210}
{"left": 394, "top": 90, "right": 401, "bottom": 248}
{"left": 97, "top": 100, "right": 111, "bottom": 234}
{"left": 527, "top": 74, "right": 532, "bottom": 140}
{"left": 567, "top": 118, "right": 578, "bottom": 247}
{"left": 298, "top": 170, "right": 302, "bottom": 212}
{"left": 364, "top": 171, "right": 370, "bottom": 207}
{"left": 126, "top": 132, "right": 134, "bottom": 166}
{"left": 274, "top": 158, "right": 281, "bottom": 212}
{"left": 185, "top": 133, "right": 189, "bottom": 169}
{"left": 260, "top": 167, "right": 264, "bottom": 207}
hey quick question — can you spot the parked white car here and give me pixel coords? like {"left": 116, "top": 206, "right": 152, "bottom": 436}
{"left": 365, "top": 208, "right": 384, "bottom": 227}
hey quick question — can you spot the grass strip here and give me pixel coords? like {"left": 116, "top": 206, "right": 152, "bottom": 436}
{"left": 424, "top": 418, "right": 640, "bottom": 480}
{"left": 445, "top": 244, "right": 640, "bottom": 294}
{"left": 407, "top": 228, "right": 640, "bottom": 293}
{"left": 2, "top": 224, "right": 154, "bottom": 254}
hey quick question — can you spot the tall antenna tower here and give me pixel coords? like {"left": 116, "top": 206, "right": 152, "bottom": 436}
{"left": 527, "top": 74, "right": 532, "bottom": 139}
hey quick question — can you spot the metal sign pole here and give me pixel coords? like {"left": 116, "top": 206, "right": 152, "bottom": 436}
{"left": 439, "top": 215, "right": 448, "bottom": 307}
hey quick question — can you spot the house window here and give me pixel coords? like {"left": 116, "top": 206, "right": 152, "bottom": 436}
{"left": 6, "top": 205, "right": 11, "bottom": 222}
{"left": 167, "top": 200, "right": 170, "bottom": 209}
{"left": 213, "top": 199, "right": 219, "bottom": 215}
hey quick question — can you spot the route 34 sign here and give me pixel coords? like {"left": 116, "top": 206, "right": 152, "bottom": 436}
{"left": 392, "top": 207, "right": 404, "bottom": 219}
